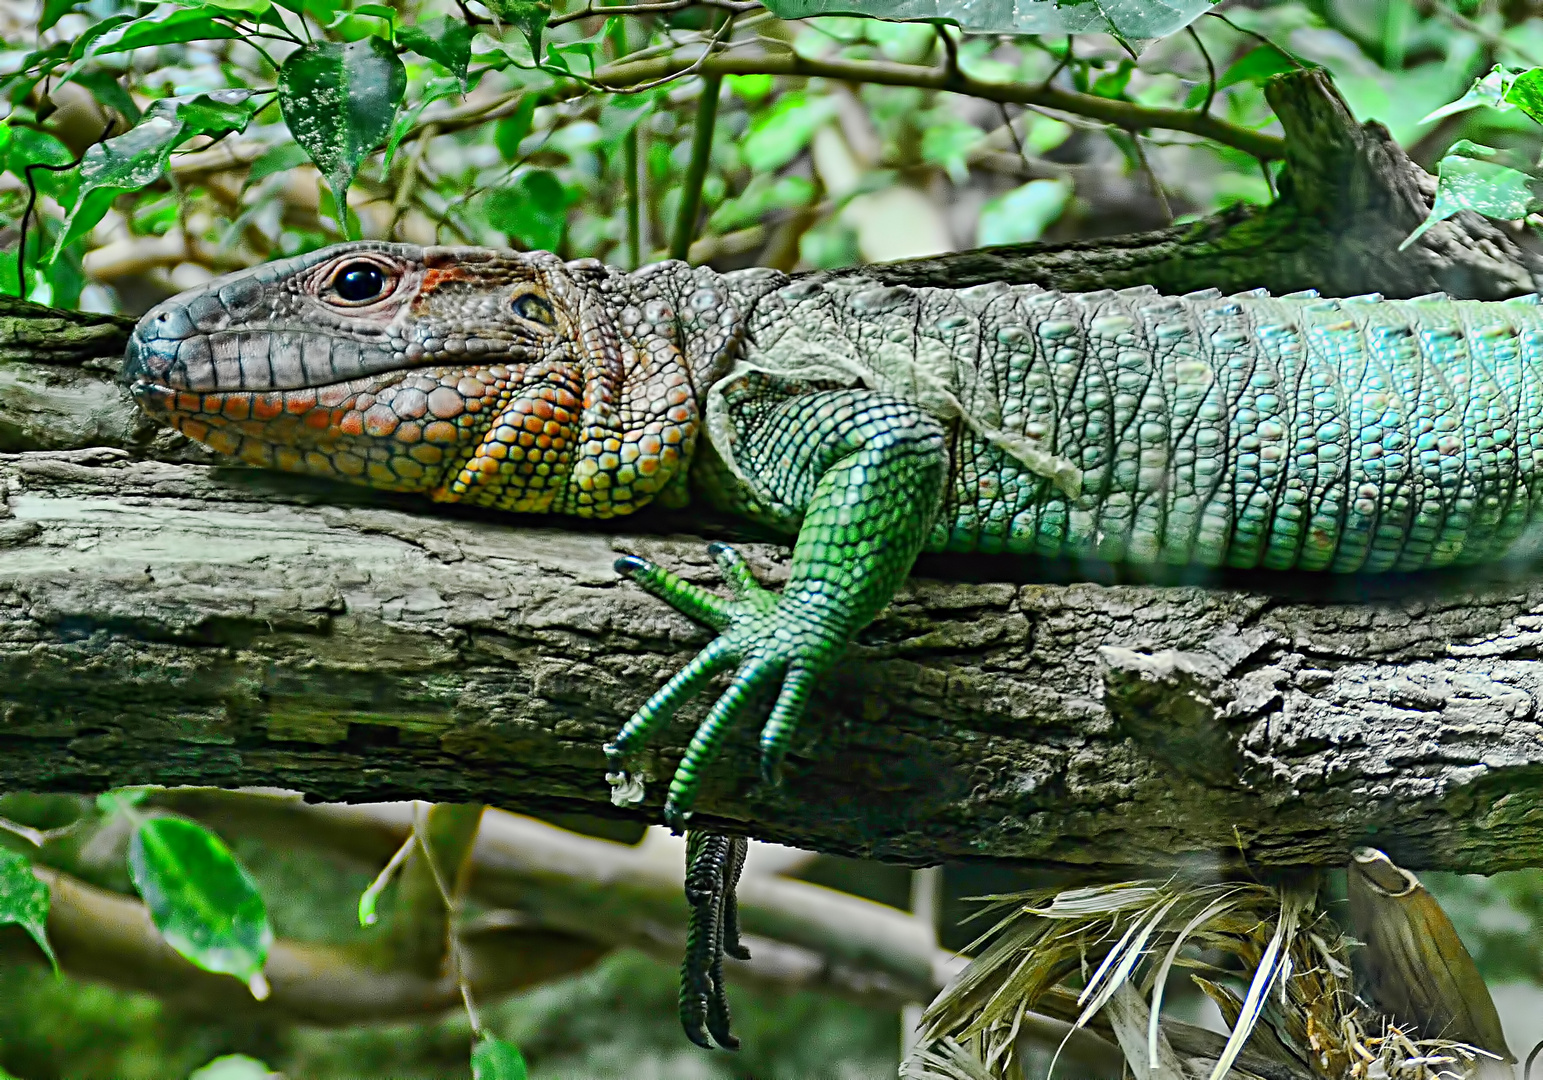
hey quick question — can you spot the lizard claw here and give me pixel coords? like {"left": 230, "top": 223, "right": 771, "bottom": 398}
{"left": 680, "top": 830, "right": 749, "bottom": 1051}
{"left": 608, "top": 543, "right": 833, "bottom": 821}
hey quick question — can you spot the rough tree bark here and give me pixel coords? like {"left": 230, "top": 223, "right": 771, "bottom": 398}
{"left": 4, "top": 68, "right": 1543, "bottom": 879}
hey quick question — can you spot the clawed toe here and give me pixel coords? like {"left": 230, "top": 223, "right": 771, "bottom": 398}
{"left": 680, "top": 831, "right": 749, "bottom": 1051}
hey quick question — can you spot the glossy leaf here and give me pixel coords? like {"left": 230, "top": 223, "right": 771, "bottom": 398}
{"left": 6, "top": 126, "right": 79, "bottom": 206}
{"left": 0, "top": 847, "right": 55, "bottom": 969}
{"left": 279, "top": 37, "right": 407, "bottom": 240}
{"left": 40, "top": 0, "right": 80, "bottom": 32}
{"left": 471, "top": 1036, "right": 529, "bottom": 1080}
{"left": 128, "top": 816, "right": 273, "bottom": 999}
{"left": 487, "top": 0, "right": 552, "bottom": 62}
{"left": 484, "top": 169, "right": 574, "bottom": 251}
{"left": 761, "top": 0, "right": 1218, "bottom": 41}
{"left": 51, "top": 90, "right": 260, "bottom": 261}
{"left": 400, "top": 16, "right": 474, "bottom": 86}
{"left": 84, "top": 4, "right": 241, "bottom": 57}
{"left": 1421, "top": 64, "right": 1525, "bottom": 124}
{"left": 190, "top": 0, "right": 273, "bottom": 14}
{"left": 1503, "top": 67, "right": 1543, "bottom": 127}
{"left": 1401, "top": 140, "right": 1543, "bottom": 250}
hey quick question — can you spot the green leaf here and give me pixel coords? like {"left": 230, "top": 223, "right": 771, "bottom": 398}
{"left": 760, "top": 0, "right": 1218, "bottom": 41}
{"left": 487, "top": 0, "right": 551, "bottom": 63}
{"left": 128, "top": 816, "right": 273, "bottom": 999}
{"left": 40, "top": 0, "right": 81, "bottom": 32}
{"left": 51, "top": 90, "right": 260, "bottom": 262}
{"left": 382, "top": 75, "right": 463, "bottom": 172}
{"left": 278, "top": 36, "right": 407, "bottom": 240}
{"left": 96, "top": 787, "right": 155, "bottom": 817}
{"left": 72, "top": 70, "right": 143, "bottom": 124}
{"left": 598, "top": 95, "right": 650, "bottom": 154}
{"left": 1421, "top": 64, "right": 1525, "bottom": 125}
{"left": 709, "top": 174, "right": 814, "bottom": 231}
{"left": 977, "top": 177, "right": 1070, "bottom": 246}
{"left": 188, "top": 1055, "right": 277, "bottom": 1080}
{"left": 0, "top": 847, "right": 55, "bottom": 970}
{"left": 1503, "top": 67, "right": 1543, "bottom": 127}
{"left": 354, "top": 2, "right": 396, "bottom": 19}
{"left": 399, "top": 16, "right": 473, "bottom": 86}
{"left": 1185, "top": 45, "right": 1299, "bottom": 107}
{"left": 494, "top": 96, "right": 537, "bottom": 161}
{"left": 483, "top": 169, "right": 574, "bottom": 251}
{"left": 471, "top": 1036, "right": 528, "bottom": 1080}
{"left": 84, "top": 4, "right": 241, "bottom": 57}
{"left": 727, "top": 73, "right": 773, "bottom": 102}
{"left": 742, "top": 91, "right": 837, "bottom": 172}
{"left": 6, "top": 126, "right": 79, "bottom": 206}
{"left": 273, "top": 0, "right": 338, "bottom": 20}
{"left": 1090, "top": 58, "right": 1133, "bottom": 100}
{"left": 246, "top": 142, "right": 311, "bottom": 184}
{"left": 189, "top": 0, "right": 273, "bottom": 14}
{"left": 921, "top": 117, "right": 982, "bottom": 184}
{"left": 1401, "top": 142, "right": 1543, "bottom": 250}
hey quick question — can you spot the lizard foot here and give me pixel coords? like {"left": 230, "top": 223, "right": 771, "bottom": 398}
{"left": 605, "top": 542, "right": 832, "bottom": 829}
{"left": 680, "top": 830, "right": 750, "bottom": 1050}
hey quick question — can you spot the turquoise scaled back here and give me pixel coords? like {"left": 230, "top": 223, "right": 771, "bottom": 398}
{"left": 735, "top": 280, "right": 1543, "bottom": 573}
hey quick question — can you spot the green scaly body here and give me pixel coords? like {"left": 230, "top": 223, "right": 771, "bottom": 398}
{"left": 120, "top": 242, "right": 1543, "bottom": 1048}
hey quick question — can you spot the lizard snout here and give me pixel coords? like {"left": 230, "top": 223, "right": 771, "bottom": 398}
{"left": 121, "top": 299, "right": 196, "bottom": 391}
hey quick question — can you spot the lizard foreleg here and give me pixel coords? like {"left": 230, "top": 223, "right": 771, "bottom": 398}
{"left": 606, "top": 389, "right": 947, "bottom": 1049}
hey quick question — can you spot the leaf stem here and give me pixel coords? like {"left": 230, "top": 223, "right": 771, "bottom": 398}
{"left": 670, "top": 72, "right": 721, "bottom": 262}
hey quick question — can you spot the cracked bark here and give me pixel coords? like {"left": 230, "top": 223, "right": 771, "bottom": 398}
{"left": 3, "top": 67, "right": 1543, "bottom": 879}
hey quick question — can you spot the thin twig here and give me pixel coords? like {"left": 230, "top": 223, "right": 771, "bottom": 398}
{"left": 1040, "top": 35, "right": 1074, "bottom": 91}
{"left": 997, "top": 102, "right": 1024, "bottom": 158}
{"left": 1207, "top": 12, "right": 1304, "bottom": 67}
{"left": 17, "top": 118, "right": 115, "bottom": 300}
{"left": 1187, "top": 25, "right": 1216, "bottom": 116}
{"left": 1127, "top": 131, "right": 1172, "bottom": 224}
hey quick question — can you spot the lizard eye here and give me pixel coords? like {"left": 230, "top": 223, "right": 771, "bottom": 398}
{"left": 512, "top": 293, "right": 556, "bottom": 327}
{"left": 330, "top": 261, "right": 391, "bottom": 305}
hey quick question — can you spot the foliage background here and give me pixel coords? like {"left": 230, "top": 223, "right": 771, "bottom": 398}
{"left": 3, "top": 0, "right": 1543, "bottom": 1076}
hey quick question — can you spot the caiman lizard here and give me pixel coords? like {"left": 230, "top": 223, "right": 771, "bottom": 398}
{"left": 119, "top": 241, "right": 1543, "bottom": 1049}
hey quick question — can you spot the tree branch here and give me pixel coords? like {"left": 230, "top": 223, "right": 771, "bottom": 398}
{"left": 4, "top": 448, "right": 1543, "bottom": 877}
{"left": 4, "top": 68, "right": 1543, "bottom": 883}
{"left": 582, "top": 50, "right": 1285, "bottom": 162}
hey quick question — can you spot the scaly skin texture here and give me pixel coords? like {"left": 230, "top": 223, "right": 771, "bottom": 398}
{"left": 122, "top": 241, "right": 1543, "bottom": 1050}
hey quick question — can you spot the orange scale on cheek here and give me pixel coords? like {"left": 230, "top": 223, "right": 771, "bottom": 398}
{"left": 221, "top": 397, "right": 252, "bottom": 421}
{"left": 395, "top": 422, "right": 423, "bottom": 444}
{"left": 177, "top": 392, "right": 202, "bottom": 413}
{"left": 252, "top": 395, "right": 284, "bottom": 421}
{"left": 338, "top": 412, "right": 366, "bottom": 437}
{"left": 285, "top": 390, "right": 317, "bottom": 413}
{"left": 303, "top": 410, "right": 332, "bottom": 431}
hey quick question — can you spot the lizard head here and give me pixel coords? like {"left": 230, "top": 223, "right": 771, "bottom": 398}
{"left": 121, "top": 241, "right": 698, "bottom": 516}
